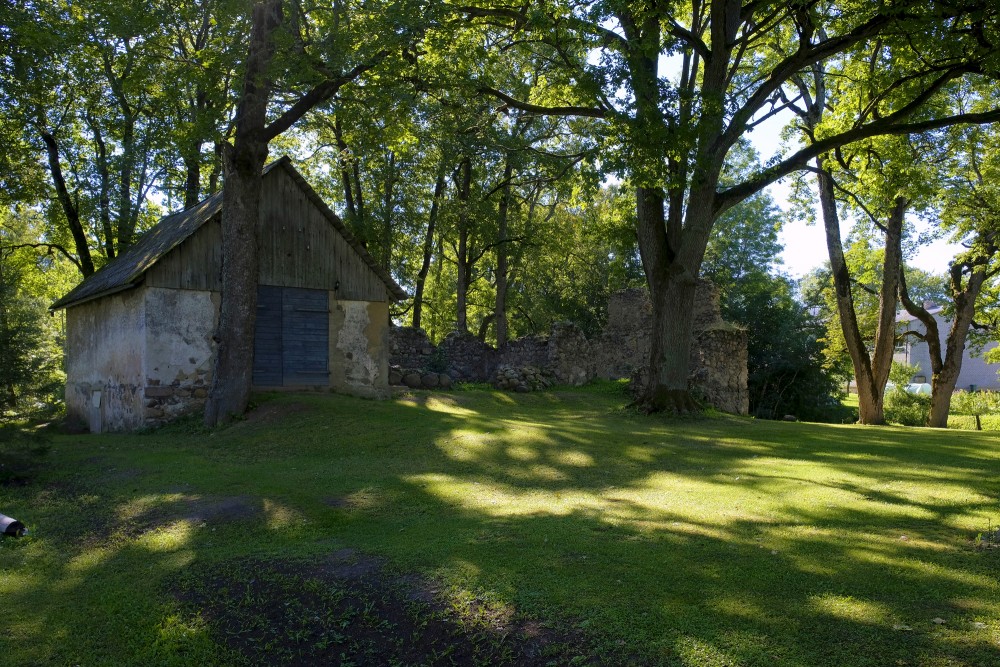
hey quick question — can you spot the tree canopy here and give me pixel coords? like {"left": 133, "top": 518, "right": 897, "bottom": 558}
{"left": 2, "top": 0, "right": 999, "bottom": 422}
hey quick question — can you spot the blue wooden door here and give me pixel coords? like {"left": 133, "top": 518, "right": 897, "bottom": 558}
{"left": 281, "top": 288, "right": 330, "bottom": 385}
{"left": 253, "top": 286, "right": 284, "bottom": 386}
{"left": 253, "top": 286, "right": 329, "bottom": 386}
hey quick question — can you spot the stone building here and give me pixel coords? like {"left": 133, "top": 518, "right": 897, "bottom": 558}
{"left": 389, "top": 280, "right": 749, "bottom": 414}
{"left": 52, "top": 157, "right": 406, "bottom": 432}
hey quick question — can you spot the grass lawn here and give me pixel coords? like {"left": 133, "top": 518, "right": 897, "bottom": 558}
{"left": 840, "top": 392, "right": 1000, "bottom": 430}
{"left": 2, "top": 385, "right": 999, "bottom": 666}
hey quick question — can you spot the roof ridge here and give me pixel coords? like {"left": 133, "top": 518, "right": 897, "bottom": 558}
{"left": 52, "top": 158, "right": 406, "bottom": 310}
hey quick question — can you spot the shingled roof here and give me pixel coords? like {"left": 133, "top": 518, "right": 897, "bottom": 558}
{"left": 51, "top": 157, "right": 407, "bottom": 310}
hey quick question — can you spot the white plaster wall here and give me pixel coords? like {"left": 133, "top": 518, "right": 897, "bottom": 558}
{"left": 64, "top": 288, "right": 146, "bottom": 432}
{"left": 330, "top": 298, "right": 389, "bottom": 398}
{"left": 899, "top": 312, "right": 1000, "bottom": 390}
{"left": 144, "top": 288, "right": 218, "bottom": 385}
{"left": 142, "top": 288, "right": 220, "bottom": 421}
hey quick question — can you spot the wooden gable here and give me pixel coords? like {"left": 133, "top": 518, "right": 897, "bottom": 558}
{"left": 143, "top": 162, "right": 400, "bottom": 302}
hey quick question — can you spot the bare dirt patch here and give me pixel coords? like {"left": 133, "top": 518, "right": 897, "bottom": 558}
{"left": 129, "top": 495, "right": 262, "bottom": 534}
{"left": 0, "top": 432, "right": 50, "bottom": 488}
{"left": 244, "top": 401, "right": 312, "bottom": 426}
{"left": 174, "top": 548, "right": 623, "bottom": 666}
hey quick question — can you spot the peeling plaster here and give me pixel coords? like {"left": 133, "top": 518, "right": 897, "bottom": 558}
{"left": 331, "top": 299, "right": 388, "bottom": 397}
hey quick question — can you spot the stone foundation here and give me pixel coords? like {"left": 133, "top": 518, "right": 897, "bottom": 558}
{"left": 143, "top": 367, "right": 213, "bottom": 424}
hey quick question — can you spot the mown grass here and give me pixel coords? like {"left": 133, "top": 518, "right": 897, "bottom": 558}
{"left": 2, "top": 386, "right": 999, "bottom": 666}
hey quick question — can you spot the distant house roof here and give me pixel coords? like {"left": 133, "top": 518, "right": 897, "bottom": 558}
{"left": 896, "top": 305, "right": 945, "bottom": 323}
{"left": 52, "top": 157, "right": 407, "bottom": 310}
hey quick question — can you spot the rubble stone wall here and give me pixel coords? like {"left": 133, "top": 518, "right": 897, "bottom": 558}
{"left": 388, "top": 279, "right": 749, "bottom": 414}
{"left": 692, "top": 327, "right": 750, "bottom": 414}
{"left": 388, "top": 326, "right": 436, "bottom": 369}
{"left": 439, "top": 330, "right": 497, "bottom": 382}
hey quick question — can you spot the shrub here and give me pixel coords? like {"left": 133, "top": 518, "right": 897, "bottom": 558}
{"left": 884, "top": 362, "right": 930, "bottom": 426}
{"left": 0, "top": 425, "right": 50, "bottom": 486}
{"left": 885, "top": 390, "right": 932, "bottom": 426}
{"left": 950, "top": 390, "right": 1000, "bottom": 431}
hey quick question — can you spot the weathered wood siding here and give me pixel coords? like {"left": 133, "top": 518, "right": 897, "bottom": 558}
{"left": 280, "top": 288, "right": 330, "bottom": 385}
{"left": 258, "top": 167, "right": 390, "bottom": 301}
{"left": 146, "top": 165, "right": 391, "bottom": 302}
{"left": 253, "top": 286, "right": 331, "bottom": 387}
{"left": 145, "top": 217, "right": 223, "bottom": 290}
{"left": 253, "top": 285, "right": 284, "bottom": 386}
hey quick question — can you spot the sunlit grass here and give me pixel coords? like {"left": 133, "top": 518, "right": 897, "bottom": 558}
{"left": 2, "top": 387, "right": 999, "bottom": 665}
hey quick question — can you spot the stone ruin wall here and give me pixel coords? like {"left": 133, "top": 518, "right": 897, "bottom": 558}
{"left": 389, "top": 280, "right": 749, "bottom": 414}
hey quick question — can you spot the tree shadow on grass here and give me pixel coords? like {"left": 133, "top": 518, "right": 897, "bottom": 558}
{"left": 2, "top": 389, "right": 999, "bottom": 665}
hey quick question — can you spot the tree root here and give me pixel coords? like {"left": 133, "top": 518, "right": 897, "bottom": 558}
{"left": 636, "top": 388, "right": 702, "bottom": 415}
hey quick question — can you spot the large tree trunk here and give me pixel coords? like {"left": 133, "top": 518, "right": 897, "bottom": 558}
{"left": 816, "top": 159, "right": 904, "bottom": 425}
{"left": 41, "top": 131, "right": 95, "bottom": 277}
{"left": 204, "top": 0, "right": 282, "bottom": 427}
{"left": 635, "top": 186, "right": 701, "bottom": 412}
{"left": 412, "top": 159, "right": 447, "bottom": 329}
{"left": 646, "top": 272, "right": 700, "bottom": 412}
{"left": 900, "top": 257, "right": 991, "bottom": 427}
{"left": 622, "top": 9, "right": 714, "bottom": 413}
{"left": 494, "top": 158, "right": 514, "bottom": 346}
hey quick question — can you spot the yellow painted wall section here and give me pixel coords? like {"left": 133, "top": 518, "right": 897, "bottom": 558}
{"left": 329, "top": 298, "right": 389, "bottom": 398}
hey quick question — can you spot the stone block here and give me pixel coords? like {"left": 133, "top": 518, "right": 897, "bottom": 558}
{"left": 144, "top": 386, "right": 174, "bottom": 398}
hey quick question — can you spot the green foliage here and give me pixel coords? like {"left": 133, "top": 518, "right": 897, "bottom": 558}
{"left": 0, "top": 424, "right": 51, "bottom": 486}
{"left": 884, "top": 390, "right": 932, "bottom": 427}
{"left": 426, "top": 345, "right": 449, "bottom": 373}
{"left": 950, "top": 390, "right": 1000, "bottom": 431}
{"left": 950, "top": 390, "right": 1000, "bottom": 417}
{"left": 503, "top": 185, "right": 644, "bottom": 338}
{"left": 0, "top": 211, "right": 72, "bottom": 417}
{"left": 703, "top": 192, "right": 846, "bottom": 422}
{"left": 884, "top": 362, "right": 931, "bottom": 426}
{"left": 0, "top": 0, "right": 256, "bottom": 285}
{"left": 888, "top": 361, "right": 920, "bottom": 389}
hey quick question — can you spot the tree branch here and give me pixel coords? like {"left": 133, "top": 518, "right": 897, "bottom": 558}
{"left": 4, "top": 242, "right": 83, "bottom": 272}
{"left": 263, "top": 53, "right": 390, "bottom": 141}
{"left": 717, "top": 100, "right": 1000, "bottom": 215}
{"left": 478, "top": 85, "right": 608, "bottom": 118}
